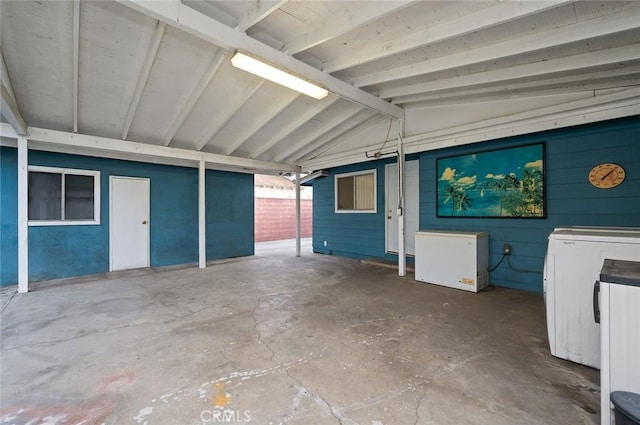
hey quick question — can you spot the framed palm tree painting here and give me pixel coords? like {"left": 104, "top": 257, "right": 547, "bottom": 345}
{"left": 436, "top": 143, "right": 545, "bottom": 218}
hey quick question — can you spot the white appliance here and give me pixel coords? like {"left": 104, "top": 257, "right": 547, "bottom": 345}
{"left": 415, "top": 230, "right": 488, "bottom": 293}
{"left": 597, "top": 259, "right": 640, "bottom": 425}
{"left": 544, "top": 227, "right": 640, "bottom": 369}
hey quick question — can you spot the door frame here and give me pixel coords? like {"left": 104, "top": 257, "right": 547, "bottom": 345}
{"left": 109, "top": 176, "right": 150, "bottom": 272}
{"left": 385, "top": 160, "right": 419, "bottom": 255}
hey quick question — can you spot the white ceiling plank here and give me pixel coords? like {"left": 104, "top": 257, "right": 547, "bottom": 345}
{"left": 382, "top": 44, "right": 640, "bottom": 100}
{"left": 249, "top": 95, "right": 340, "bottom": 159}
{"left": 116, "top": 0, "right": 404, "bottom": 118}
{"left": 194, "top": 79, "right": 265, "bottom": 151}
{"left": 26, "top": 127, "right": 300, "bottom": 173}
{"left": 272, "top": 107, "right": 365, "bottom": 163}
{"left": 164, "top": 50, "right": 227, "bottom": 146}
{"left": 284, "top": 1, "right": 414, "bottom": 55}
{"left": 72, "top": 0, "right": 80, "bottom": 133}
{"left": 225, "top": 92, "right": 300, "bottom": 155}
{"left": 236, "top": 0, "right": 288, "bottom": 32}
{"left": 353, "top": 8, "right": 640, "bottom": 87}
{"left": 282, "top": 110, "right": 376, "bottom": 163}
{"left": 1, "top": 74, "right": 27, "bottom": 135}
{"left": 303, "top": 114, "right": 386, "bottom": 162}
{"left": 121, "top": 20, "right": 166, "bottom": 140}
{"left": 323, "top": 1, "right": 570, "bottom": 73}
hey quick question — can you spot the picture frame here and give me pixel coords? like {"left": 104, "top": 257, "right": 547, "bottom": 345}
{"left": 436, "top": 143, "right": 545, "bottom": 218}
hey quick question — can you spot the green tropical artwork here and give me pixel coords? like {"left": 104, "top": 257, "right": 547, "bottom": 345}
{"left": 437, "top": 143, "right": 544, "bottom": 218}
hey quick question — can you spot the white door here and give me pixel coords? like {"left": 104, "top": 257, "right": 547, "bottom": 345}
{"left": 110, "top": 176, "right": 150, "bottom": 271}
{"left": 386, "top": 160, "right": 419, "bottom": 255}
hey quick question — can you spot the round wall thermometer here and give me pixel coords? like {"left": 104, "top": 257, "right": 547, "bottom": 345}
{"left": 588, "top": 163, "right": 625, "bottom": 189}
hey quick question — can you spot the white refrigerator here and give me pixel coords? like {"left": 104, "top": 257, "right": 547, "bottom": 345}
{"left": 544, "top": 227, "right": 640, "bottom": 369}
{"left": 597, "top": 259, "right": 640, "bottom": 425}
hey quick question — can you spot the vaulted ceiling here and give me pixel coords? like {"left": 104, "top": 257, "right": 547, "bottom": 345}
{"left": 1, "top": 1, "right": 639, "bottom": 173}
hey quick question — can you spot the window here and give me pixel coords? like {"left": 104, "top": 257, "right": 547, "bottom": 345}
{"left": 335, "top": 170, "right": 377, "bottom": 213}
{"left": 28, "top": 166, "right": 100, "bottom": 225}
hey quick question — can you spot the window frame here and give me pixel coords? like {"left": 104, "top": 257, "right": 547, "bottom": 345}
{"left": 28, "top": 165, "right": 101, "bottom": 226}
{"left": 334, "top": 169, "right": 377, "bottom": 214}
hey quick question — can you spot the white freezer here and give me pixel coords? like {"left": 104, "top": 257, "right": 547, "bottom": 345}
{"left": 415, "top": 230, "right": 488, "bottom": 293}
{"left": 544, "top": 226, "right": 640, "bottom": 369}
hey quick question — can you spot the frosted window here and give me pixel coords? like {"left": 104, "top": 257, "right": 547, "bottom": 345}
{"left": 354, "top": 174, "right": 374, "bottom": 210}
{"left": 335, "top": 170, "right": 376, "bottom": 213}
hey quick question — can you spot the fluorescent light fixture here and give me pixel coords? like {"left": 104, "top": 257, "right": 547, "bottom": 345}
{"left": 231, "top": 52, "right": 329, "bottom": 100}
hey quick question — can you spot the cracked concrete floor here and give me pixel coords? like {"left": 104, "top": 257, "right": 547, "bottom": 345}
{"left": 1, "top": 243, "right": 599, "bottom": 425}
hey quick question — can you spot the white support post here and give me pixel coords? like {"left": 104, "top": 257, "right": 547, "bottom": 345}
{"left": 17, "top": 136, "right": 29, "bottom": 293}
{"left": 198, "top": 160, "right": 206, "bottom": 268}
{"left": 397, "top": 119, "right": 406, "bottom": 277}
{"left": 295, "top": 172, "right": 301, "bottom": 257}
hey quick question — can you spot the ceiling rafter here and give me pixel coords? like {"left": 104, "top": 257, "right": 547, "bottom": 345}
{"left": 402, "top": 89, "right": 640, "bottom": 151}
{"left": 194, "top": 79, "right": 265, "bottom": 151}
{"left": 323, "top": 0, "right": 570, "bottom": 73}
{"left": 164, "top": 50, "right": 227, "bottom": 146}
{"left": 116, "top": 0, "right": 404, "bottom": 118}
{"left": 249, "top": 95, "right": 340, "bottom": 159}
{"left": 382, "top": 44, "right": 640, "bottom": 101}
{"left": 284, "top": 1, "right": 413, "bottom": 55}
{"left": 353, "top": 7, "right": 640, "bottom": 88}
{"left": 26, "top": 127, "right": 300, "bottom": 173}
{"left": 303, "top": 114, "right": 386, "bottom": 162}
{"left": 272, "top": 107, "right": 365, "bottom": 163}
{"left": 72, "top": 0, "right": 80, "bottom": 133}
{"left": 121, "top": 20, "right": 166, "bottom": 140}
{"left": 396, "top": 68, "right": 640, "bottom": 107}
{"left": 281, "top": 109, "right": 377, "bottom": 163}
{"left": 301, "top": 90, "right": 640, "bottom": 171}
{"left": 236, "top": 0, "right": 288, "bottom": 33}
{"left": 0, "top": 51, "right": 27, "bottom": 135}
{"left": 225, "top": 91, "right": 300, "bottom": 155}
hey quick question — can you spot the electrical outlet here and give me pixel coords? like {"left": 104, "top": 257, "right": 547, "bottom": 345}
{"left": 324, "top": 241, "right": 328, "bottom": 247}
{"left": 502, "top": 243, "right": 512, "bottom": 255}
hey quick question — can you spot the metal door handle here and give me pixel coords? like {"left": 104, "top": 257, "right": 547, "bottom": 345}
{"left": 142, "top": 220, "right": 148, "bottom": 225}
{"left": 593, "top": 281, "right": 600, "bottom": 324}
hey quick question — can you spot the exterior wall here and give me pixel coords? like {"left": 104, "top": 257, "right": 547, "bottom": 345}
{"left": 312, "top": 117, "right": 640, "bottom": 292}
{"left": 313, "top": 156, "right": 416, "bottom": 262}
{"left": 255, "top": 198, "right": 312, "bottom": 242}
{"left": 0, "top": 149, "right": 254, "bottom": 286}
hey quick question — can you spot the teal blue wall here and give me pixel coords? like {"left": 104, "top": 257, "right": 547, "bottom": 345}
{"left": 206, "top": 171, "right": 255, "bottom": 260}
{"left": 312, "top": 117, "right": 640, "bottom": 292}
{"left": 312, "top": 154, "right": 418, "bottom": 263}
{"left": 0, "top": 149, "right": 254, "bottom": 286}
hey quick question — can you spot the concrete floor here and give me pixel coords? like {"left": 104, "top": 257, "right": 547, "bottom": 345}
{"left": 1, "top": 239, "right": 599, "bottom": 425}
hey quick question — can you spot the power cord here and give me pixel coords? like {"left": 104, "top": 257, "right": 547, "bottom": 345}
{"left": 489, "top": 253, "right": 543, "bottom": 274}
{"left": 489, "top": 254, "right": 506, "bottom": 272}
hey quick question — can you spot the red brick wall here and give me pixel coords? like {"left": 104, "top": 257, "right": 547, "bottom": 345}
{"left": 255, "top": 198, "right": 313, "bottom": 242}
